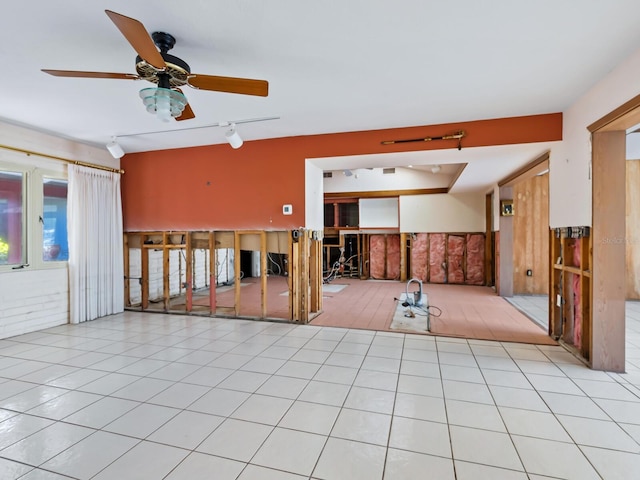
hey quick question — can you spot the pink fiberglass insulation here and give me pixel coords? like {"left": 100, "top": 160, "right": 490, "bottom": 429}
{"left": 369, "top": 234, "right": 401, "bottom": 280}
{"left": 411, "top": 233, "right": 429, "bottom": 282}
{"left": 429, "top": 233, "right": 446, "bottom": 283}
{"left": 386, "top": 235, "right": 401, "bottom": 280}
{"left": 466, "top": 234, "right": 485, "bottom": 285}
{"left": 494, "top": 231, "right": 500, "bottom": 292}
{"left": 572, "top": 272, "right": 582, "bottom": 348}
{"left": 369, "top": 235, "right": 387, "bottom": 279}
{"left": 447, "top": 235, "right": 466, "bottom": 284}
{"left": 571, "top": 239, "right": 582, "bottom": 348}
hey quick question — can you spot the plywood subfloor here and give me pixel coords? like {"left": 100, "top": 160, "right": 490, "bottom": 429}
{"left": 312, "top": 278, "right": 557, "bottom": 345}
{"left": 164, "top": 276, "right": 556, "bottom": 345}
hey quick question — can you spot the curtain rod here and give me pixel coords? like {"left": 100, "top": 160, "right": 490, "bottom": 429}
{"left": 0, "top": 143, "right": 124, "bottom": 174}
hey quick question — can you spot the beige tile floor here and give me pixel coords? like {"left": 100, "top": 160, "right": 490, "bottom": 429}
{"left": 0, "top": 302, "right": 638, "bottom": 479}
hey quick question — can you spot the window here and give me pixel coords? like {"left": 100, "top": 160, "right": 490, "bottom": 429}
{"left": 0, "top": 160, "right": 68, "bottom": 270}
{"left": 43, "top": 178, "right": 68, "bottom": 261}
{"left": 0, "top": 170, "right": 24, "bottom": 265}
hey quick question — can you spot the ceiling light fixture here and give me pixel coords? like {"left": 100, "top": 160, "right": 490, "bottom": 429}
{"left": 106, "top": 137, "right": 125, "bottom": 159}
{"left": 139, "top": 87, "right": 187, "bottom": 122}
{"left": 111, "top": 116, "right": 279, "bottom": 149}
{"left": 225, "top": 124, "right": 243, "bottom": 149}
{"left": 431, "top": 165, "right": 441, "bottom": 174}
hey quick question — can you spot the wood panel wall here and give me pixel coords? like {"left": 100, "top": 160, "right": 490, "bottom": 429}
{"left": 513, "top": 173, "right": 549, "bottom": 294}
{"left": 626, "top": 160, "right": 640, "bottom": 300}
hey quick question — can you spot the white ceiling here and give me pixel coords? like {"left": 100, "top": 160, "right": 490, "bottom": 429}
{"left": 3, "top": 1, "right": 640, "bottom": 191}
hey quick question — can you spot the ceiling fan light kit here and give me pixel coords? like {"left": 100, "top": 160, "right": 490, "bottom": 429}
{"left": 139, "top": 86, "right": 187, "bottom": 122}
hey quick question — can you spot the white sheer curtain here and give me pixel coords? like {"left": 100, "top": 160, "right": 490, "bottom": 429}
{"left": 68, "top": 165, "right": 124, "bottom": 323}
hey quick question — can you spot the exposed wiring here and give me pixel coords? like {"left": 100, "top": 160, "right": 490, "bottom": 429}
{"left": 323, "top": 250, "right": 361, "bottom": 283}
{"left": 267, "top": 252, "right": 283, "bottom": 276}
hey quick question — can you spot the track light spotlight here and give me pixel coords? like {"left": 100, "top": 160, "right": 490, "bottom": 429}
{"left": 225, "top": 123, "right": 243, "bottom": 149}
{"left": 106, "top": 137, "right": 125, "bottom": 159}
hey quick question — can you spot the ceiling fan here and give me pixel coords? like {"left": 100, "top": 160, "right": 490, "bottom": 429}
{"left": 42, "top": 10, "right": 269, "bottom": 122}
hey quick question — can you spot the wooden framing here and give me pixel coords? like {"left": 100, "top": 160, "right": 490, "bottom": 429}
{"left": 185, "top": 232, "right": 193, "bottom": 312}
{"left": 123, "top": 233, "right": 131, "bottom": 307}
{"left": 549, "top": 230, "right": 592, "bottom": 361}
{"left": 591, "top": 130, "right": 626, "bottom": 371}
{"left": 400, "top": 232, "right": 408, "bottom": 282}
{"left": 310, "top": 237, "right": 322, "bottom": 314}
{"left": 581, "top": 96, "right": 639, "bottom": 372}
{"left": 485, "top": 193, "right": 493, "bottom": 286}
{"left": 209, "top": 232, "right": 216, "bottom": 313}
{"left": 122, "top": 229, "right": 322, "bottom": 324}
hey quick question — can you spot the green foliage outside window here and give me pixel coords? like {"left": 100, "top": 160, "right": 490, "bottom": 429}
{"left": 0, "top": 237, "right": 8, "bottom": 263}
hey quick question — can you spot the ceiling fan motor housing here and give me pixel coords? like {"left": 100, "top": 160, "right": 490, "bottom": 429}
{"left": 135, "top": 32, "right": 191, "bottom": 87}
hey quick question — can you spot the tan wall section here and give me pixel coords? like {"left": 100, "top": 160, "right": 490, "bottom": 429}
{"left": 627, "top": 160, "right": 640, "bottom": 299}
{"left": 513, "top": 173, "right": 549, "bottom": 294}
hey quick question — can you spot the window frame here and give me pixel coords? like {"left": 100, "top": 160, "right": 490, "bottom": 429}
{"left": 40, "top": 173, "right": 69, "bottom": 265}
{"left": 0, "top": 159, "right": 68, "bottom": 273}
{"left": 0, "top": 165, "right": 28, "bottom": 269}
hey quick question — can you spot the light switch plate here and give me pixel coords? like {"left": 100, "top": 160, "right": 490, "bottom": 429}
{"left": 283, "top": 204, "right": 293, "bottom": 215}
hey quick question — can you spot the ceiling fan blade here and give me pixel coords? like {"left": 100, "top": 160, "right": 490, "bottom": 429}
{"left": 105, "top": 10, "right": 166, "bottom": 70}
{"left": 173, "top": 89, "right": 195, "bottom": 121}
{"left": 188, "top": 74, "right": 269, "bottom": 97}
{"left": 42, "top": 69, "right": 140, "bottom": 80}
{"left": 175, "top": 102, "right": 195, "bottom": 121}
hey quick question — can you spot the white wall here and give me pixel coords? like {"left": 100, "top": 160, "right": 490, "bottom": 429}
{"left": 323, "top": 167, "right": 445, "bottom": 193}
{"left": 305, "top": 161, "right": 324, "bottom": 230}
{"left": 551, "top": 47, "right": 640, "bottom": 227}
{"left": 399, "top": 193, "right": 485, "bottom": 233}
{"left": 0, "top": 121, "right": 118, "bottom": 339}
{"left": 0, "top": 269, "right": 68, "bottom": 338}
{"left": 128, "top": 247, "right": 229, "bottom": 306}
{"left": 360, "top": 198, "right": 399, "bottom": 228}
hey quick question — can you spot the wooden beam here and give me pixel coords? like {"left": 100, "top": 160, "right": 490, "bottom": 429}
{"left": 185, "top": 233, "right": 193, "bottom": 312}
{"left": 591, "top": 130, "right": 626, "bottom": 371}
{"left": 234, "top": 231, "right": 241, "bottom": 317}
{"left": 325, "top": 188, "right": 448, "bottom": 199}
{"left": 261, "top": 231, "right": 268, "bottom": 319}
{"left": 498, "top": 151, "right": 550, "bottom": 187}
{"left": 209, "top": 232, "right": 217, "bottom": 314}
{"left": 292, "top": 236, "right": 300, "bottom": 322}
{"left": 400, "top": 232, "right": 408, "bottom": 282}
{"left": 549, "top": 230, "right": 562, "bottom": 338}
{"left": 162, "top": 232, "right": 170, "bottom": 312}
{"left": 310, "top": 237, "right": 322, "bottom": 313}
{"left": 123, "top": 233, "right": 130, "bottom": 307}
{"left": 588, "top": 92, "right": 640, "bottom": 132}
{"left": 300, "top": 230, "right": 310, "bottom": 323}
{"left": 141, "top": 234, "right": 149, "bottom": 310}
{"left": 484, "top": 194, "right": 493, "bottom": 286}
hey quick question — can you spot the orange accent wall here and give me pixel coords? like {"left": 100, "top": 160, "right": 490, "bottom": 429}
{"left": 121, "top": 113, "right": 562, "bottom": 231}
